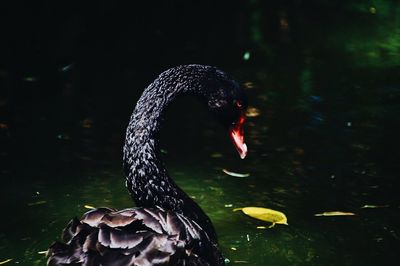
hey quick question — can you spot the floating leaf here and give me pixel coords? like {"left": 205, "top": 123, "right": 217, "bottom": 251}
{"left": 23, "top": 76, "right": 37, "bottom": 82}
{"left": 361, "top": 205, "right": 389, "bottom": 209}
{"left": 0, "top": 259, "right": 12, "bottom": 265}
{"left": 245, "top": 106, "right": 260, "bottom": 118}
{"left": 0, "top": 123, "right": 9, "bottom": 130}
{"left": 210, "top": 153, "right": 223, "bottom": 158}
{"left": 242, "top": 81, "right": 255, "bottom": 89}
{"left": 60, "top": 63, "right": 73, "bottom": 72}
{"left": 234, "top": 207, "right": 288, "bottom": 227}
{"left": 222, "top": 169, "right": 250, "bottom": 178}
{"left": 27, "top": 200, "right": 47, "bottom": 206}
{"left": 314, "top": 211, "right": 356, "bottom": 216}
{"left": 369, "top": 6, "right": 376, "bottom": 14}
{"left": 84, "top": 205, "right": 96, "bottom": 209}
{"left": 38, "top": 250, "right": 48, "bottom": 255}
{"left": 81, "top": 118, "right": 94, "bottom": 129}
{"left": 243, "top": 51, "right": 251, "bottom": 61}
{"left": 57, "top": 133, "right": 71, "bottom": 140}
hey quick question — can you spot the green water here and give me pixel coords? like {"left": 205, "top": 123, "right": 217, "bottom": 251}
{"left": 1, "top": 1, "right": 400, "bottom": 265}
{"left": 1, "top": 66, "right": 399, "bottom": 265}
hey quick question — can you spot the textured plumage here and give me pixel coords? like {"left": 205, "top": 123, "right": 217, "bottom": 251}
{"left": 47, "top": 207, "right": 223, "bottom": 265}
{"left": 47, "top": 65, "right": 247, "bottom": 266}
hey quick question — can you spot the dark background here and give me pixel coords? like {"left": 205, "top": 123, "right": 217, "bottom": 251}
{"left": 2, "top": 0, "right": 399, "bottom": 164}
{"left": 1, "top": 0, "right": 400, "bottom": 183}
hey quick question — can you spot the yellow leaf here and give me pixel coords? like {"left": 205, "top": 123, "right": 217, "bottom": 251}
{"left": 256, "top": 226, "right": 268, "bottom": 229}
{"left": 314, "top": 211, "right": 356, "bottom": 216}
{"left": 234, "top": 207, "right": 288, "bottom": 227}
{"left": 84, "top": 205, "right": 96, "bottom": 209}
{"left": 242, "top": 81, "right": 255, "bottom": 89}
{"left": 245, "top": 106, "right": 261, "bottom": 118}
{"left": 0, "top": 259, "right": 12, "bottom": 265}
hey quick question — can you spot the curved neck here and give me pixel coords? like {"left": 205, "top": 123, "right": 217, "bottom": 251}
{"left": 123, "top": 65, "right": 217, "bottom": 241}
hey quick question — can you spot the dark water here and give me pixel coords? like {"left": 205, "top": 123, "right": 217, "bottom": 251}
{"left": 1, "top": 2, "right": 400, "bottom": 265}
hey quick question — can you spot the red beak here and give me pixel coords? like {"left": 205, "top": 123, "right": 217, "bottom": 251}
{"left": 229, "top": 114, "right": 247, "bottom": 159}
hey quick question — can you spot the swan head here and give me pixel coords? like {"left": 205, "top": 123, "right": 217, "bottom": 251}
{"left": 201, "top": 68, "right": 248, "bottom": 159}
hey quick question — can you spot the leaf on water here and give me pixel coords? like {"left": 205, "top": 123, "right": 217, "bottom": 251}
{"left": 210, "top": 153, "right": 223, "bottom": 158}
{"left": 38, "top": 250, "right": 48, "bottom": 255}
{"left": 243, "top": 51, "right": 251, "bottom": 61}
{"left": 256, "top": 226, "right": 268, "bottom": 229}
{"left": 242, "top": 81, "right": 255, "bottom": 89}
{"left": 222, "top": 169, "right": 250, "bottom": 178}
{"left": 361, "top": 205, "right": 389, "bottom": 209}
{"left": 234, "top": 260, "right": 250, "bottom": 264}
{"left": 369, "top": 6, "right": 376, "bottom": 14}
{"left": 0, "top": 259, "right": 12, "bottom": 265}
{"left": 27, "top": 200, "right": 47, "bottom": 206}
{"left": 23, "top": 76, "right": 37, "bottom": 82}
{"left": 245, "top": 106, "right": 260, "bottom": 118}
{"left": 60, "top": 63, "right": 73, "bottom": 72}
{"left": 81, "top": 118, "right": 94, "bottom": 129}
{"left": 314, "top": 211, "right": 356, "bottom": 216}
{"left": 234, "top": 207, "right": 288, "bottom": 227}
{"left": 84, "top": 205, "right": 96, "bottom": 209}
{"left": 0, "top": 123, "right": 9, "bottom": 130}
{"left": 57, "top": 133, "right": 71, "bottom": 140}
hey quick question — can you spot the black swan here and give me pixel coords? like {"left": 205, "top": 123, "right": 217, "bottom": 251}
{"left": 47, "top": 64, "right": 248, "bottom": 265}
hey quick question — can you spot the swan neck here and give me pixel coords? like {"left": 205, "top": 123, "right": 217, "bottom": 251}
{"left": 122, "top": 65, "right": 219, "bottom": 241}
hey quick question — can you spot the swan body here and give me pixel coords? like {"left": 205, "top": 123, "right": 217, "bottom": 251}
{"left": 48, "top": 207, "right": 222, "bottom": 265}
{"left": 47, "top": 65, "right": 247, "bottom": 266}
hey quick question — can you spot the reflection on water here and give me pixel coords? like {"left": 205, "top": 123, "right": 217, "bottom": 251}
{"left": 1, "top": 2, "right": 400, "bottom": 265}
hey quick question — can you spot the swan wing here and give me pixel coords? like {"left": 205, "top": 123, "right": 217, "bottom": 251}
{"left": 47, "top": 207, "right": 222, "bottom": 266}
